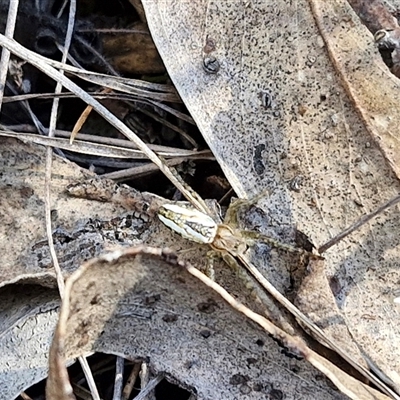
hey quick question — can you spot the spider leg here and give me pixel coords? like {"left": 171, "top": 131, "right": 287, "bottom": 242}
{"left": 206, "top": 250, "right": 222, "bottom": 281}
{"left": 224, "top": 189, "right": 270, "bottom": 227}
{"left": 221, "top": 251, "right": 295, "bottom": 334}
{"left": 240, "top": 229, "right": 322, "bottom": 259}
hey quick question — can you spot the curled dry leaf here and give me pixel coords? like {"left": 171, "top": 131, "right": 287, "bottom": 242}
{"left": 142, "top": 0, "right": 400, "bottom": 393}
{"left": 0, "top": 141, "right": 393, "bottom": 398}
{"left": 310, "top": 0, "right": 400, "bottom": 179}
{"left": 347, "top": 0, "right": 400, "bottom": 78}
{"left": 348, "top": 0, "right": 399, "bottom": 33}
{"left": 47, "top": 245, "right": 386, "bottom": 400}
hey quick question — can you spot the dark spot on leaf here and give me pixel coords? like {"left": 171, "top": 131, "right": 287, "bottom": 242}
{"left": 199, "top": 329, "right": 211, "bottom": 338}
{"left": 230, "top": 374, "right": 249, "bottom": 385}
{"left": 144, "top": 293, "right": 161, "bottom": 305}
{"left": 90, "top": 294, "right": 100, "bottom": 305}
{"left": 253, "top": 144, "right": 266, "bottom": 175}
{"left": 197, "top": 299, "right": 218, "bottom": 313}
{"left": 162, "top": 313, "right": 178, "bottom": 323}
{"left": 246, "top": 357, "right": 257, "bottom": 365}
{"left": 269, "top": 388, "right": 284, "bottom": 399}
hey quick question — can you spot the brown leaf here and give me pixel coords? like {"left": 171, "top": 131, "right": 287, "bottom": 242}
{"left": 348, "top": 0, "right": 399, "bottom": 33}
{"left": 310, "top": 0, "right": 400, "bottom": 178}
{"left": 103, "top": 22, "right": 165, "bottom": 74}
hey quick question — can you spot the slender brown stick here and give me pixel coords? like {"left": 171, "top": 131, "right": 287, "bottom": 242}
{"left": 318, "top": 193, "right": 400, "bottom": 253}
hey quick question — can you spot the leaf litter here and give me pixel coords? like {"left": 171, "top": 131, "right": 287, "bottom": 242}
{"left": 2, "top": 0, "right": 400, "bottom": 398}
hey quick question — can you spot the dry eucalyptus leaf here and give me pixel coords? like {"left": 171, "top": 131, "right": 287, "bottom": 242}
{"left": 47, "top": 245, "right": 350, "bottom": 400}
{"left": 142, "top": 0, "right": 400, "bottom": 391}
{"left": 311, "top": 0, "right": 400, "bottom": 178}
{"left": 0, "top": 137, "right": 155, "bottom": 288}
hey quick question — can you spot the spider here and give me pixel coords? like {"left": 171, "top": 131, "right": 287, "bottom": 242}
{"left": 157, "top": 197, "right": 321, "bottom": 333}
{"left": 157, "top": 199, "right": 320, "bottom": 264}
